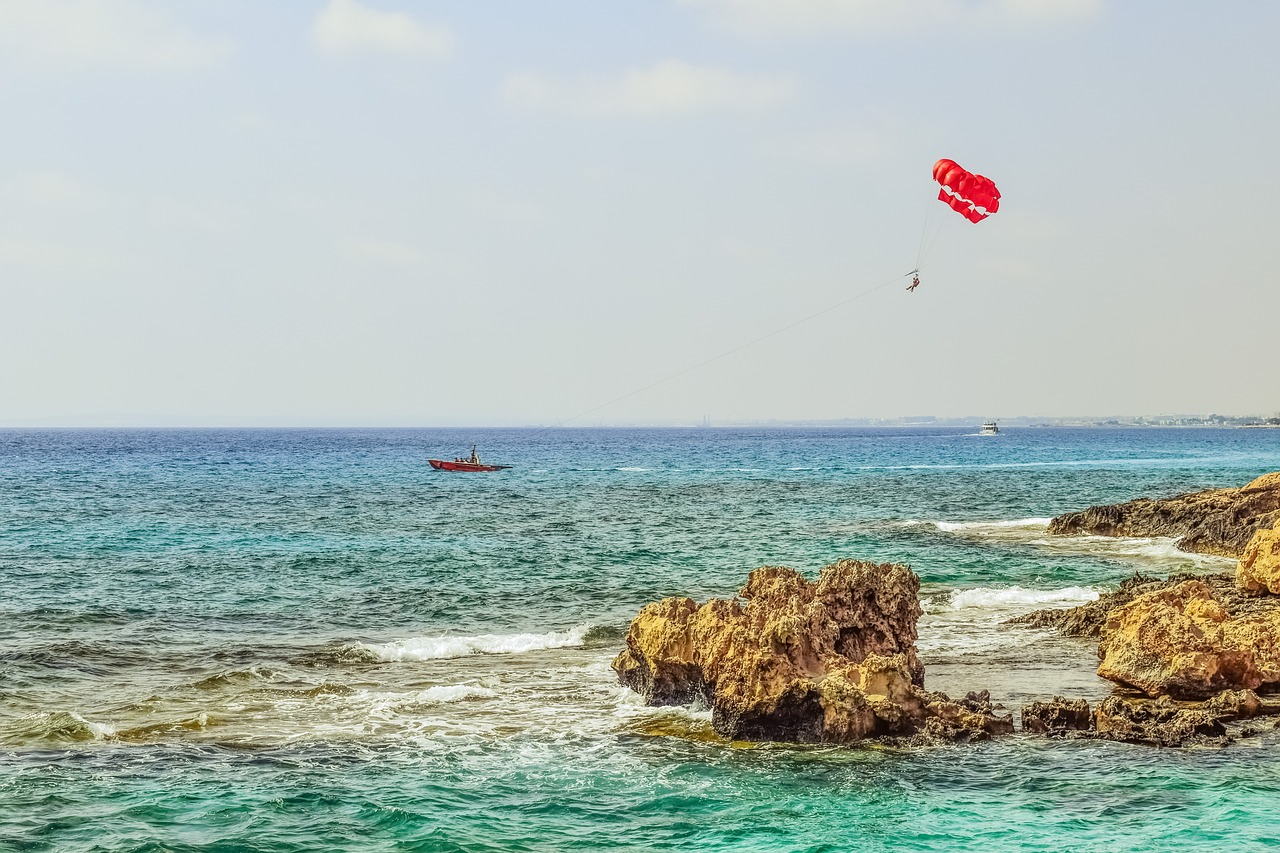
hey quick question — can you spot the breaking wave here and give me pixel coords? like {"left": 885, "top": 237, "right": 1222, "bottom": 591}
{"left": 945, "top": 585, "right": 1100, "bottom": 610}
{"left": 5, "top": 710, "right": 117, "bottom": 743}
{"left": 932, "top": 518, "right": 1053, "bottom": 533}
{"left": 362, "top": 625, "right": 592, "bottom": 662}
{"left": 921, "top": 584, "right": 1100, "bottom": 615}
{"left": 413, "top": 685, "right": 497, "bottom": 703}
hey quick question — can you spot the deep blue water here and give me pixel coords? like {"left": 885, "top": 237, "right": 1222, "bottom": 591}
{"left": 2, "top": 427, "right": 1279, "bottom": 851}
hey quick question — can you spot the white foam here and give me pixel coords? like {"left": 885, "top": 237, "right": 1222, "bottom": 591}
{"left": 15, "top": 710, "right": 117, "bottom": 741}
{"left": 926, "top": 516, "right": 1236, "bottom": 568}
{"left": 945, "top": 585, "right": 1100, "bottom": 610}
{"left": 363, "top": 625, "right": 591, "bottom": 662}
{"left": 1029, "top": 534, "right": 1236, "bottom": 566}
{"left": 933, "top": 518, "right": 1052, "bottom": 533}
{"left": 616, "top": 466, "right": 649, "bottom": 472}
{"left": 917, "top": 585, "right": 1100, "bottom": 657}
{"left": 415, "top": 685, "right": 496, "bottom": 703}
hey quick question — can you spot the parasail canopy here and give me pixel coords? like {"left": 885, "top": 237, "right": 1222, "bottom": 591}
{"left": 933, "top": 158, "right": 1000, "bottom": 223}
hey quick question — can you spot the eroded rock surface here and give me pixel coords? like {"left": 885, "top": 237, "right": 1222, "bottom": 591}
{"left": 1047, "top": 471, "right": 1280, "bottom": 558}
{"left": 1096, "top": 580, "right": 1280, "bottom": 699}
{"left": 1237, "top": 521, "right": 1280, "bottom": 596}
{"left": 612, "top": 559, "right": 1011, "bottom": 744}
{"left": 1021, "top": 697, "right": 1092, "bottom": 734}
{"left": 1092, "top": 696, "right": 1228, "bottom": 747}
{"left": 1019, "top": 690, "right": 1280, "bottom": 746}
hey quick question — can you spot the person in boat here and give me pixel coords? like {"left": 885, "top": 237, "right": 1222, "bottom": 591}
{"left": 906, "top": 274, "right": 920, "bottom": 293}
{"left": 468, "top": 447, "right": 481, "bottom": 465}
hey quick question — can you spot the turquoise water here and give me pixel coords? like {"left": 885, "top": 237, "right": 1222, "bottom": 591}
{"left": 3, "top": 427, "right": 1279, "bottom": 852}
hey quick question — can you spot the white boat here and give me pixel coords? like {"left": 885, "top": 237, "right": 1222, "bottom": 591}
{"left": 981, "top": 421, "right": 999, "bottom": 435}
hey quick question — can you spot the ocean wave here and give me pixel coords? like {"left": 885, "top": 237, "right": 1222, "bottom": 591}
{"left": 193, "top": 666, "right": 276, "bottom": 690}
{"left": 412, "top": 685, "right": 497, "bottom": 704}
{"left": 933, "top": 518, "right": 1053, "bottom": 533}
{"left": 616, "top": 467, "right": 649, "bottom": 472}
{"left": 943, "top": 585, "right": 1100, "bottom": 610}
{"left": 916, "top": 585, "right": 1099, "bottom": 658}
{"left": 1026, "top": 535, "right": 1236, "bottom": 566}
{"left": 5, "top": 710, "right": 117, "bottom": 743}
{"left": 927, "top": 519, "right": 1236, "bottom": 568}
{"left": 116, "top": 713, "right": 213, "bottom": 740}
{"left": 362, "top": 625, "right": 592, "bottom": 662}
{"left": 291, "top": 644, "right": 384, "bottom": 667}
{"left": 860, "top": 458, "right": 1187, "bottom": 471}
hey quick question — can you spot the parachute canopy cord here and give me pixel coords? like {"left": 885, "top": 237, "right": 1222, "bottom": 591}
{"left": 916, "top": 206, "right": 949, "bottom": 273}
{"left": 915, "top": 186, "right": 938, "bottom": 272}
{"left": 541, "top": 272, "right": 910, "bottom": 432}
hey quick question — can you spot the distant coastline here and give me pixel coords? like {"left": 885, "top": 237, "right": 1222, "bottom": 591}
{"left": 670, "top": 414, "right": 1280, "bottom": 430}
{"left": 546, "top": 416, "right": 1280, "bottom": 430}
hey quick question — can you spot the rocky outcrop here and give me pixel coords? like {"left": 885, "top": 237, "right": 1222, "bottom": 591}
{"left": 612, "top": 559, "right": 1012, "bottom": 744}
{"left": 1047, "top": 471, "right": 1280, "bottom": 558}
{"left": 1237, "top": 521, "right": 1280, "bottom": 596}
{"left": 1017, "top": 690, "right": 1280, "bottom": 746}
{"left": 1203, "top": 688, "right": 1274, "bottom": 720}
{"left": 1096, "top": 580, "right": 1280, "bottom": 699}
{"left": 1021, "top": 697, "right": 1092, "bottom": 734}
{"left": 1092, "top": 696, "right": 1228, "bottom": 747}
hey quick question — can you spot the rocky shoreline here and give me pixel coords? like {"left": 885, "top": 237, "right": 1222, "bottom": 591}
{"left": 613, "top": 471, "right": 1280, "bottom": 749}
{"left": 1046, "top": 471, "right": 1280, "bottom": 558}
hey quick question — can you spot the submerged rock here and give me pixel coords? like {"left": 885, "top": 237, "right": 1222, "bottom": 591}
{"left": 1047, "top": 470, "right": 1280, "bottom": 558}
{"left": 1092, "top": 696, "right": 1229, "bottom": 746}
{"left": 1096, "top": 580, "right": 1280, "bottom": 699}
{"left": 1021, "top": 697, "right": 1092, "bottom": 734}
{"left": 1019, "top": 690, "right": 1280, "bottom": 747}
{"left": 612, "top": 559, "right": 1011, "bottom": 744}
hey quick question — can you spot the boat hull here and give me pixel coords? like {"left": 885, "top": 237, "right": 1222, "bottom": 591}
{"left": 428, "top": 459, "right": 512, "bottom": 472}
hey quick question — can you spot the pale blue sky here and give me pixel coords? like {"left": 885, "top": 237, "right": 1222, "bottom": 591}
{"left": 1, "top": 0, "right": 1276, "bottom": 426}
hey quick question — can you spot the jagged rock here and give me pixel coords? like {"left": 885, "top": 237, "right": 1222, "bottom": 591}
{"left": 921, "top": 689, "right": 1015, "bottom": 742}
{"left": 1202, "top": 689, "right": 1265, "bottom": 720}
{"left": 1047, "top": 471, "right": 1280, "bottom": 558}
{"left": 1021, "top": 697, "right": 1093, "bottom": 733}
{"left": 1018, "top": 691, "right": 1279, "bottom": 746}
{"left": 612, "top": 559, "right": 1011, "bottom": 744}
{"left": 1013, "top": 571, "right": 1280, "bottom": 638}
{"left": 610, "top": 596, "right": 710, "bottom": 707}
{"left": 1093, "top": 696, "right": 1228, "bottom": 746}
{"left": 1096, "top": 580, "right": 1280, "bottom": 699}
{"left": 1237, "top": 521, "right": 1280, "bottom": 596}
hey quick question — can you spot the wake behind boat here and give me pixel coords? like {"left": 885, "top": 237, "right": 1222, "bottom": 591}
{"left": 428, "top": 446, "right": 512, "bottom": 473}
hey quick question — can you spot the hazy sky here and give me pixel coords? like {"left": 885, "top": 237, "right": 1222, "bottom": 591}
{"left": 2, "top": 0, "right": 1277, "bottom": 426}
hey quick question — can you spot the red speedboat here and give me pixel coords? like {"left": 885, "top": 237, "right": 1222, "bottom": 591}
{"left": 428, "top": 459, "right": 511, "bottom": 472}
{"left": 429, "top": 446, "right": 511, "bottom": 473}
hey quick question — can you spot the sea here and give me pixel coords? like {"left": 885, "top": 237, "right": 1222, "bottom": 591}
{"left": 3, "top": 426, "right": 1280, "bottom": 852}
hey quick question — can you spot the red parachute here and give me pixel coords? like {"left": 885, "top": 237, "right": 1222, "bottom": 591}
{"left": 933, "top": 158, "right": 1000, "bottom": 223}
